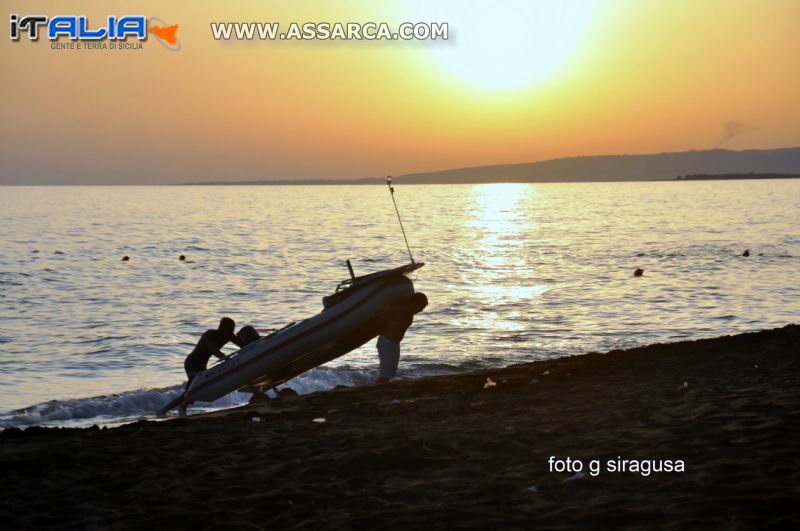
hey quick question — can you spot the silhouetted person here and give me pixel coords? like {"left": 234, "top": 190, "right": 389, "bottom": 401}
{"left": 742, "top": 249, "right": 750, "bottom": 257}
{"left": 634, "top": 268, "right": 644, "bottom": 277}
{"left": 376, "top": 292, "right": 428, "bottom": 383}
{"left": 184, "top": 317, "right": 242, "bottom": 390}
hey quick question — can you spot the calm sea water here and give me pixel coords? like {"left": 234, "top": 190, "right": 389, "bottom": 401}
{"left": 1, "top": 181, "right": 798, "bottom": 427}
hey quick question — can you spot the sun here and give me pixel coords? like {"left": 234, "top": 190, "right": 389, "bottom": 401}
{"left": 407, "top": 0, "right": 599, "bottom": 92}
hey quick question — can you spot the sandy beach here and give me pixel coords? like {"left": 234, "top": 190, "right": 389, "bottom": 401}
{"left": 1, "top": 325, "right": 798, "bottom": 529}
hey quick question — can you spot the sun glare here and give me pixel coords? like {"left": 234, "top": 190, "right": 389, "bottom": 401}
{"left": 407, "top": 0, "right": 599, "bottom": 92}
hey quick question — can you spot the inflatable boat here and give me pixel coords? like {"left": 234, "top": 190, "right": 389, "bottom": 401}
{"left": 157, "top": 262, "right": 423, "bottom": 415}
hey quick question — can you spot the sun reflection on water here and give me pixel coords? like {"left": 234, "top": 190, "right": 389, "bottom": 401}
{"left": 454, "top": 184, "right": 549, "bottom": 335}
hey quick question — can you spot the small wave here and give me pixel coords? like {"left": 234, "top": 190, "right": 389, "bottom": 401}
{"left": 0, "top": 271, "right": 28, "bottom": 286}
{"left": 0, "top": 362, "right": 480, "bottom": 430}
{"left": 73, "top": 335, "right": 132, "bottom": 345}
{"left": 403, "top": 361, "right": 482, "bottom": 377}
{"left": 0, "top": 366, "right": 378, "bottom": 429}
{"left": 0, "top": 386, "right": 190, "bottom": 429}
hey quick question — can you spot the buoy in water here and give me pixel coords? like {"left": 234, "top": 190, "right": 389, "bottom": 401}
{"left": 634, "top": 268, "right": 644, "bottom": 277}
{"left": 742, "top": 250, "right": 750, "bottom": 257}
{"left": 179, "top": 255, "right": 186, "bottom": 261}
{"left": 121, "top": 255, "right": 130, "bottom": 261}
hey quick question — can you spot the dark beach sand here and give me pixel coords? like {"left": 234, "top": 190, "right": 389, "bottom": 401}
{"left": 2, "top": 325, "right": 798, "bottom": 529}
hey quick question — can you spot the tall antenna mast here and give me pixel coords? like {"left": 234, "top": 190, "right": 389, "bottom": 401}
{"left": 386, "top": 175, "right": 415, "bottom": 264}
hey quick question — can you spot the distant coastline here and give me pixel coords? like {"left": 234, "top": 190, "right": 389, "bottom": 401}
{"left": 674, "top": 173, "right": 800, "bottom": 181}
{"left": 177, "top": 146, "right": 800, "bottom": 186}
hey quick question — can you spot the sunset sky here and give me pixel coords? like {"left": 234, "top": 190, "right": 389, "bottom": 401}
{"left": 1, "top": 0, "right": 799, "bottom": 184}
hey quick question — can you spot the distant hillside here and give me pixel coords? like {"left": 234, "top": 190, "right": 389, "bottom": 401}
{"left": 180, "top": 147, "right": 800, "bottom": 185}
{"left": 392, "top": 147, "right": 800, "bottom": 184}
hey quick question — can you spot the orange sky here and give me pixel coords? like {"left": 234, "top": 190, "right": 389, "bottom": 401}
{"left": 1, "top": 0, "right": 799, "bottom": 184}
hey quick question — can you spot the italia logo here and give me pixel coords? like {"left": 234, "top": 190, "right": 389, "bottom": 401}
{"left": 9, "top": 14, "right": 180, "bottom": 50}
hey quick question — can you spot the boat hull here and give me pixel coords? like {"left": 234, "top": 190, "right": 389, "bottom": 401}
{"left": 184, "top": 272, "right": 416, "bottom": 403}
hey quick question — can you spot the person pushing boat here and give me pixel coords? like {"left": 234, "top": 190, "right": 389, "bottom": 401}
{"left": 376, "top": 292, "right": 428, "bottom": 383}
{"left": 184, "top": 317, "right": 243, "bottom": 389}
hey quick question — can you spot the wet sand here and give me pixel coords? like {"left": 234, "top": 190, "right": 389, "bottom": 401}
{"left": 1, "top": 325, "right": 798, "bottom": 529}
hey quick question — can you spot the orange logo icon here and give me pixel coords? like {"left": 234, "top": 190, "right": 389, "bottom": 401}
{"left": 148, "top": 17, "right": 180, "bottom": 50}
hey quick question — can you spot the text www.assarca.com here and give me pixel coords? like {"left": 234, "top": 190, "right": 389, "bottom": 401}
{"left": 210, "top": 21, "right": 448, "bottom": 41}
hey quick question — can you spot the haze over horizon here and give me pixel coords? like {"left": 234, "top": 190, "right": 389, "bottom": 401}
{"left": 2, "top": 0, "right": 799, "bottom": 185}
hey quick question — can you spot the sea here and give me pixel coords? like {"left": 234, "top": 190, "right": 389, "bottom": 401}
{"left": 1, "top": 181, "right": 798, "bottom": 429}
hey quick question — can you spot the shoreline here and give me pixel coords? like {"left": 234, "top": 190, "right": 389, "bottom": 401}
{"left": 2, "top": 325, "right": 798, "bottom": 527}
